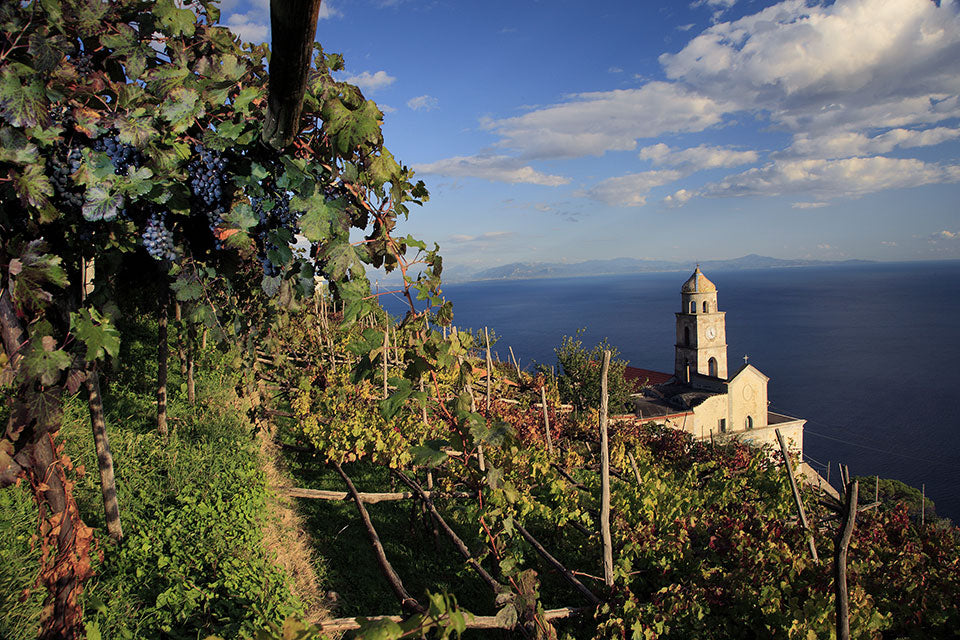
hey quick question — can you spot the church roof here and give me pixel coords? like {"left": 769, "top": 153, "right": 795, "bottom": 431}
{"left": 681, "top": 266, "right": 717, "bottom": 293}
{"left": 624, "top": 366, "right": 674, "bottom": 387}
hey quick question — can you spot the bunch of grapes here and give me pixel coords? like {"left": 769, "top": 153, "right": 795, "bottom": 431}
{"left": 252, "top": 189, "right": 299, "bottom": 277}
{"left": 142, "top": 213, "right": 177, "bottom": 262}
{"left": 94, "top": 133, "right": 142, "bottom": 176}
{"left": 187, "top": 145, "right": 231, "bottom": 242}
{"left": 71, "top": 54, "right": 94, "bottom": 76}
{"left": 48, "top": 144, "right": 85, "bottom": 211}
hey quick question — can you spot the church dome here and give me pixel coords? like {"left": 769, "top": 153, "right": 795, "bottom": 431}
{"left": 681, "top": 266, "right": 717, "bottom": 293}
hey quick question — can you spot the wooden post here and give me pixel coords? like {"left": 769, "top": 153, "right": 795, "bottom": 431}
{"left": 776, "top": 429, "right": 819, "bottom": 564}
{"left": 826, "top": 461, "right": 831, "bottom": 486}
{"left": 485, "top": 327, "right": 492, "bottom": 414}
{"left": 540, "top": 385, "right": 554, "bottom": 455}
{"left": 509, "top": 345, "right": 521, "bottom": 378}
{"left": 157, "top": 290, "right": 169, "bottom": 439}
{"left": 515, "top": 523, "right": 601, "bottom": 606}
{"left": 262, "top": 0, "right": 325, "bottom": 149}
{"left": 599, "top": 350, "right": 614, "bottom": 587}
{"left": 86, "top": 370, "right": 123, "bottom": 541}
{"left": 922, "top": 484, "right": 925, "bottom": 526}
{"left": 875, "top": 475, "right": 879, "bottom": 503}
{"left": 835, "top": 479, "right": 859, "bottom": 640}
{"left": 382, "top": 321, "right": 389, "bottom": 400}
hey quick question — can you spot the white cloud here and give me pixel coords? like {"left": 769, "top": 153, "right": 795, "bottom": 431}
{"left": 782, "top": 127, "right": 960, "bottom": 159}
{"left": 487, "top": 82, "right": 729, "bottom": 158}
{"left": 407, "top": 95, "right": 439, "bottom": 111}
{"left": 608, "top": 66, "right": 624, "bottom": 74}
{"left": 817, "top": 243, "right": 834, "bottom": 250}
{"left": 413, "top": 155, "right": 570, "bottom": 186}
{"left": 678, "top": 156, "right": 960, "bottom": 203}
{"left": 664, "top": 188, "right": 696, "bottom": 207}
{"left": 225, "top": 12, "right": 268, "bottom": 43}
{"left": 660, "top": 0, "right": 960, "bottom": 135}
{"left": 639, "top": 143, "right": 757, "bottom": 170}
{"left": 792, "top": 202, "right": 829, "bottom": 209}
{"left": 343, "top": 70, "right": 396, "bottom": 93}
{"left": 881, "top": 241, "right": 898, "bottom": 246}
{"left": 378, "top": 104, "right": 397, "bottom": 113}
{"left": 582, "top": 170, "right": 683, "bottom": 207}
{"left": 319, "top": 2, "right": 342, "bottom": 19}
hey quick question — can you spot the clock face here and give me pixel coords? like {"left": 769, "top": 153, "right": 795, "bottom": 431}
{"left": 706, "top": 327, "right": 717, "bottom": 340}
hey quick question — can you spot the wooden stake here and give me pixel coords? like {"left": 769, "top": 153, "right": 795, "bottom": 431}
{"left": 875, "top": 475, "right": 879, "bottom": 503}
{"left": 485, "top": 327, "right": 492, "bottom": 414}
{"left": 922, "top": 484, "right": 925, "bottom": 526}
{"left": 776, "top": 429, "right": 819, "bottom": 564}
{"left": 333, "top": 462, "right": 424, "bottom": 614}
{"left": 599, "top": 350, "right": 614, "bottom": 587}
{"left": 509, "top": 345, "right": 521, "bottom": 378}
{"left": 541, "top": 385, "right": 554, "bottom": 455}
{"left": 834, "top": 479, "right": 859, "bottom": 640}
{"left": 86, "top": 370, "right": 123, "bottom": 541}
{"left": 382, "top": 321, "right": 389, "bottom": 400}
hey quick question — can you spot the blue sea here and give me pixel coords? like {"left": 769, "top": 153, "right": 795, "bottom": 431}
{"left": 386, "top": 261, "right": 960, "bottom": 522}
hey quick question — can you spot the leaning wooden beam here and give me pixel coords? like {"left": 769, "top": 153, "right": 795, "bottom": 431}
{"left": 550, "top": 464, "right": 586, "bottom": 490}
{"left": 285, "top": 487, "right": 472, "bottom": 503}
{"left": 263, "top": 0, "right": 324, "bottom": 149}
{"left": 393, "top": 471, "right": 503, "bottom": 594}
{"left": 317, "top": 607, "right": 583, "bottom": 633}
{"left": 332, "top": 462, "right": 424, "bottom": 614}
{"left": 776, "top": 428, "right": 819, "bottom": 564}
{"left": 514, "top": 523, "right": 601, "bottom": 607}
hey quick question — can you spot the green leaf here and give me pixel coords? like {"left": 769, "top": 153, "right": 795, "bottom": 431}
{"left": 15, "top": 163, "right": 54, "bottom": 210}
{"left": 115, "top": 113, "right": 158, "bottom": 147}
{"left": 322, "top": 98, "right": 382, "bottom": 154}
{"left": 23, "top": 333, "right": 71, "bottom": 386}
{"left": 82, "top": 184, "right": 124, "bottom": 222}
{"left": 0, "top": 66, "right": 47, "bottom": 128}
{"left": 224, "top": 201, "right": 258, "bottom": 232}
{"left": 320, "top": 242, "right": 357, "bottom": 282}
{"left": 154, "top": 0, "right": 197, "bottom": 37}
{"left": 354, "top": 618, "right": 403, "bottom": 640}
{"left": 160, "top": 87, "right": 203, "bottom": 133}
{"left": 9, "top": 241, "right": 68, "bottom": 315}
{"left": 410, "top": 444, "right": 449, "bottom": 468}
{"left": 233, "top": 86, "right": 261, "bottom": 114}
{"left": 293, "top": 192, "right": 338, "bottom": 243}
{"left": 70, "top": 308, "right": 121, "bottom": 362}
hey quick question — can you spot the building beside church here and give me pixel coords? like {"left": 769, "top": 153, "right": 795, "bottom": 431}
{"left": 623, "top": 267, "right": 805, "bottom": 454}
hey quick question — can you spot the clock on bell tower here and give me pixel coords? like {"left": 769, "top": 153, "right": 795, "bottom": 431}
{"left": 674, "top": 266, "right": 728, "bottom": 381}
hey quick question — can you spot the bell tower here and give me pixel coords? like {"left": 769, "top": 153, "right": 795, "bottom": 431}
{"left": 675, "top": 266, "right": 728, "bottom": 382}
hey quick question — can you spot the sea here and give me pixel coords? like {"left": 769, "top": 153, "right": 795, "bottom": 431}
{"left": 384, "top": 260, "right": 960, "bottom": 522}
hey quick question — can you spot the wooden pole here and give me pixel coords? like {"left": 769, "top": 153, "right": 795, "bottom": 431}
{"left": 382, "top": 321, "right": 389, "bottom": 400}
{"left": 875, "top": 475, "right": 879, "bottom": 503}
{"left": 318, "top": 607, "right": 583, "bottom": 633}
{"left": 157, "top": 290, "right": 169, "bottom": 439}
{"left": 826, "top": 461, "right": 831, "bottom": 486}
{"left": 508, "top": 346, "right": 521, "bottom": 378}
{"left": 922, "top": 484, "right": 925, "bottom": 526}
{"left": 599, "top": 350, "right": 614, "bottom": 587}
{"left": 485, "top": 327, "right": 492, "bottom": 414}
{"left": 834, "top": 479, "right": 859, "bottom": 640}
{"left": 776, "top": 429, "right": 819, "bottom": 564}
{"left": 86, "top": 370, "right": 123, "bottom": 541}
{"left": 540, "top": 385, "right": 554, "bottom": 455}
{"left": 263, "top": 0, "right": 325, "bottom": 149}
{"left": 333, "top": 462, "right": 424, "bottom": 614}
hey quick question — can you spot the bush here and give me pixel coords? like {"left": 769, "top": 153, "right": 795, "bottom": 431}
{"left": 553, "top": 329, "right": 636, "bottom": 413}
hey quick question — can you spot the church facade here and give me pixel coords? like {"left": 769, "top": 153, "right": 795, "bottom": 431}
{"left": 624, "top": 267, "right": 805, "bottom": 454}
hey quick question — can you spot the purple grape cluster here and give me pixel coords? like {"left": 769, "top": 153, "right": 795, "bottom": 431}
{"left": 142, "top": 213, "right": 177, "bottom": 261}
{"left": 94, "top": 134, "right": 142, "bottom": 176}
{"left": 187, "top": 145, "right": 228, "bottom": 208}
{"left": 252, "top": 191, "right": 298, "bottom": 277}
{"left": 48, "top": 144, "right": 85, "bottom": 211}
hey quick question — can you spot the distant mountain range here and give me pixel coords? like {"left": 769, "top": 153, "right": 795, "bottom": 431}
{"left": 441, "top": 254, "right": 874, "bottom": 283}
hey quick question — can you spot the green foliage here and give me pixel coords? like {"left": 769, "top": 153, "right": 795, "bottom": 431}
{"left": 0, "top": 484, "right": 45, "bottom": 640}
{"left": 553, "top": 329, "right": 636, "bottom": 413}
{"left": 855, "top": 475, "right": 946, "bottom": 525}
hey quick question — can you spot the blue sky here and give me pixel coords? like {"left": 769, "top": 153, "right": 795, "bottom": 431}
{"left": 220, "top": 0, "right": 960, "bottom": 272}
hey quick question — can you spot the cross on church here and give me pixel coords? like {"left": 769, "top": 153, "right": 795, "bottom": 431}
{"left": 743, "top": 354, "right": 749, "bottom": 364}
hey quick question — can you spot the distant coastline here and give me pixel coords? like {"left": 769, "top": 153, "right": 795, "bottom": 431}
{"left": 441, "top": 254, "right": 876, "bottom": 284}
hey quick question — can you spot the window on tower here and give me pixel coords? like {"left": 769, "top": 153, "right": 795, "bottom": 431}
{"left": 703, "top": 301, "right": 709, "bottom": 312}
{"left": 745, "top": 415, "right": 754, "bottom": 430}
{"left": 689, "top": 301, "right": 696, "bottom": 313}
{"left": 708, "top": 357, "right": 717, "bottom": 377}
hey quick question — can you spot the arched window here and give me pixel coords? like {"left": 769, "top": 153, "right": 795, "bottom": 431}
{"left": 703, "top": 301, "right": 709, "bottom": 313}
{"left": 684, "top": 326, "right": 691, "bottom": 346}
{"left": 689, "top": 301, "right": 696, "bottom": 313}
{"left": 708, "top": 357, "right": 717, "bottom": 377}
{"left": 745, "top": 415, "right": 754, "bottom": 430}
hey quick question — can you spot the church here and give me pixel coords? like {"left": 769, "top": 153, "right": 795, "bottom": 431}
{"left": 622, "top": 267, "right": 806, "bottom": 455}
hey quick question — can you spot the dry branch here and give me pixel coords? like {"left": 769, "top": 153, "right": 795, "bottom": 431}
{"left": 284, "top": 486, "right": 471, "bottom": 503}
{"left": 514, "top": 522, "right": 601, "bottom": 607}
{"left": 776, "top": 428, "right": 818, "bottom": 564}
{"left": 332, "top": 462, "right": 424, "bottom": 614}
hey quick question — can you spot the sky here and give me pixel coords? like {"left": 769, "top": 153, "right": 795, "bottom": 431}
{"left": 219, "top": 0, "right": 960, "bottom": 273}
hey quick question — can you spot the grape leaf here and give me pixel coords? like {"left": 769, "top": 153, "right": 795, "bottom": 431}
{"left": 82, "top": 184, "right": 124, "bottom": 222}
{"left": 23, "top": 333, "right": 71, "bottom": 386}
{"left": 70, "top": 308, "right": 120, "bottom": 362}
{"left": 15, "top": 163, "right": 54, "bottom": 210}
{"left": 160, "top": 87, "right": 202, "bottom": 133}
{"left": 0, "top": 66, "right": 47, "bottom": 128}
